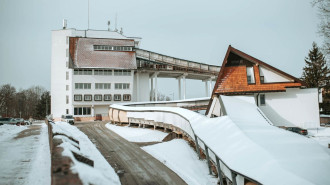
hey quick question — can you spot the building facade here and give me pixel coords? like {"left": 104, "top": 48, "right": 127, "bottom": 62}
{"left": 207, "top": 46, "right": 320, "bottom": 128}
{"left": 51, "top": 29, "right": 142, "bottom": 121}
{"left": 51, "top": 27, "right": 220, "bottom": 121}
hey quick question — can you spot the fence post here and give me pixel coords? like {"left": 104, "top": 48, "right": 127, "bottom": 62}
{"left": 205, "top": 145, "right": 212, "bottom": 175}
{"left": 194, "top": 135, "right": 201, "bottom": 159}
{"left": 216, "top": 156, "right": 224, "bottom": 185}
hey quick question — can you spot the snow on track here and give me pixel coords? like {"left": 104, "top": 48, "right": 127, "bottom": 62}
{"left": 142, "top": 139, "right": 217, "bottom": 185}
{"left": 52, "top": 122, "right": 121, "bottom": 185}
{"left": 105, "top": 123, "right": 167, "bottom": 142}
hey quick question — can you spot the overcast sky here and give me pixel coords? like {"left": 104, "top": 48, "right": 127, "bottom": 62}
{"left": 0, "top": 0, "right": 322, "bottom": 99}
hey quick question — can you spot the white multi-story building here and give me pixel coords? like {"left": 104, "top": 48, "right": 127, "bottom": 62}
{"left": 51, "top": 27, "right": 142, "bottom": 121}
{"left": 51, "top": 23, "right": 220, "bottom": 121}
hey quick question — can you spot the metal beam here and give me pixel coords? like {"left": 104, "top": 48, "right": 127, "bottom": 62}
{"left": 205, "top": 145, "right": 212, "bottom": 175}
{"left": 216, "top": 156, "right": 224, "bottom": 185}
{"left": 194, "top": 135, "right": 201, "bottom": 159}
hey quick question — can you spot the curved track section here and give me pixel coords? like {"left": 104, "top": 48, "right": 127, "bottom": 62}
{"left": 76, "top": 122, "right": 187, "bottom": 185}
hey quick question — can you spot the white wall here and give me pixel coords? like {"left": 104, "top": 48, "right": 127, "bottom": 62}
{"left": 133, "top": 72, "right": 150, "bottom": 102}
{"left": 259, "top": 88, "right": 320, "bottom": 128}
{"left": 51, "top": 30, "right": 73, "bottom": 118}
{"left": 259, "top": 66, "right": 293, "bottom": 83}
{"left": 94, "top": 105, "right": 109, "bottom": 116}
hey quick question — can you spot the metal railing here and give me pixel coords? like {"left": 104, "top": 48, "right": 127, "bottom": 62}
{"left": 110, "top": 106, "right": 262, "bottom": 185}
{"left": 136, "top": 49, "right": 221, "bottom": 74}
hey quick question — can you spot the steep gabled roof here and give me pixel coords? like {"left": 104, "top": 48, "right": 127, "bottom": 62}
{"left": 211, "top": 45, "right": 305, "bottom": 96}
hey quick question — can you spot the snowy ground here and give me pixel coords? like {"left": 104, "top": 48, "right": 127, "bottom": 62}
{"left": 143, "top": 139, "right": 217, "bottom": 185}
{"left": 106, "top": 123, "right": 217, "bottom": 185}
{"left": 53, "top": 122, "right": 121, "bottom": 185}
{"left": 0, "top": 122, "right": 50, "bottom": 185}
{"left": 106, "top": 123, "right": 168, "bottom": 142}
{"left": 308, "top": 127, "right": 330, "bottom": 149}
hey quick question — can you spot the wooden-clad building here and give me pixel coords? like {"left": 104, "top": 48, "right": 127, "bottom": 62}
{"left": 207, "top": 45, "right": 321, "bottom": 128}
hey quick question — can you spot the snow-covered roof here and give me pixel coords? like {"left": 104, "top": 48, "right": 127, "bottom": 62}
{"left": 69, "top": 37, "right": 137, "bottom": 69}
{"left": 110, "top": 95, "right": 330, "bottom": 185}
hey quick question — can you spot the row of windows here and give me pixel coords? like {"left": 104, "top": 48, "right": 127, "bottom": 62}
{"left": 114, "top": 83, "right": 130, "bottom": 89}
{"left": 74, "top": 69, "right": 93, "bottom": 75}
{"left": 74, "top": 107, "right": 91, "bottom": 115}
{"left": 74, "top": 69, "right": 131, "bottom": 76}
{"left": 74, "top": 94, "right": 131, "bottom": 101}
{"left": 93, "top": 45, "right": 133, "bottom": 51}
{"left": 75, "top": 83, "right": 91, "bottom": 89}
{"left": 95, "top": 69, "right": 112, "bottom": 75}
{"left": 95, "top": 83, "right": 111, "bottom": 89}
{"left": 74, "top": 83, "right": 130, "bottom": 90}
{"left": 114, "top": 70, "right": 131, "bottom": 76}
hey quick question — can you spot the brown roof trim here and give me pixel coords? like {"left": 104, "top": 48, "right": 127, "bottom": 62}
{"left": 229, "top": 46, "right": 306, "bottom": 86}
{"left": 218, "top": 90, "right": 286, "bottom": 95}
{"left": 206, "top": 45, "right": 305, "bottom": 115}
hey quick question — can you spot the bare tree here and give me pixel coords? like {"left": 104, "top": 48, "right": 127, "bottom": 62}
{"left": 0, "top": 84, "right": 16, "bottom": 117}
{"left": 312, "top": 0, "right": 330, "bottom": 58}
{"left": 150, "top": 90, "right": 171, "bottom": 101}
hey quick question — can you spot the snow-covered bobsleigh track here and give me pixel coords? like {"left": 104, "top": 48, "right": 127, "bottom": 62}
{"left": 109, "top": 96, "right": 330, "bottom": 185}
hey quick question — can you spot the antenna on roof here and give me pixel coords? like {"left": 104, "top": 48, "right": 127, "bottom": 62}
{"left": 107, "top": 20, "right": 111, "bottom": 31}
{"left": 63, "top": 19, "right": 67, "bottom": 29}
{"left": 88, "top": 0, "right": 90, "bottom": 30}
{"left": 114, "top": 13, "right": 118, "bottom": 32}
{"left": 120, "top": 27, "right": 123, "bottom": 35}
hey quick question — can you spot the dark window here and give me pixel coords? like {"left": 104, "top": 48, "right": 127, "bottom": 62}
{"left": 114, "top": 94, "right": 121, "bottom": 101}
{"left": 123, "top": 94, "right": 131, "bottom": 101}
{"left": 66, "top": 109, "right": 69, "bottom": 114}
{"left": 84, "top": 95, "right": 92, "bottom": 101}
{"left": 74, "top": 107, "right": 91, "bottom": 115}
{"left": 104, "top": 94, "right": 112, "bottom": 101}
{"left": 74, "top": 95, "right": 82, "bottom": 101}
{"left": 247, "top": 76, "right": 252, "bottom": 84}
{"left": 260, "top": 76, "right": 264, "bottom": 83}
{"left": 94, "top": 94, "right": 102, "bottom": 101}
{"left": 260, "top": 94, "right": 266, "bottom": 106}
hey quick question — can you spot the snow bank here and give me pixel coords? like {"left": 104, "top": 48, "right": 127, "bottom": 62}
{"left": 0, "top": 123, "right": 50, "bottom": 185}
{"left": 26, "top": 123, "right": 51, "bottom": 185}
{"left": 105, "top": 123, "right": 167, "bottom": 142}
{"left": 308, "top": 127, "right": 330, "bottom": 149}
{"left": 0, "top": 124, "right": 27, "bottom": 141}
{"left": 110, "top": 95, "right": 330, "bottom": 185}
{"left": 142, "top": 139, "right": 217, "bottom": 185}
{"left": 52, "top": 122, "right": 121, "bottom": 185}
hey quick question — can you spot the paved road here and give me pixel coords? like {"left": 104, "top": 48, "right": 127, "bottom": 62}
{"left": 76, "top": 121, "right": 187, "bottom": 185}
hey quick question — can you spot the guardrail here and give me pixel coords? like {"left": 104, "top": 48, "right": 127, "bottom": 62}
{"left": 109, "top": 106, "right": 262, "bottom": 185}
{"left": 136, "top": 49, "right": 221, "bottom": 74}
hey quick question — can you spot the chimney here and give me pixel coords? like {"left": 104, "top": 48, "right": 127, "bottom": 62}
{"left": 63, "top": 19, "right": 67, "bottom": 29}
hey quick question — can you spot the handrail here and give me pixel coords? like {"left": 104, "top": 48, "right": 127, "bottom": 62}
{"left": 136, "top": 48, "right": 221, "bottom": 73}
{"left": 110, "top": 105, "right": 262, "bottom": 185}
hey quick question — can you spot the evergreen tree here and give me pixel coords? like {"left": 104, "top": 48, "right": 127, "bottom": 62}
{"left": 301, "top": 42, "right": 329, "bottom": 88}
{"left": 35, "top": 91, "right": 51, "bottom": 119}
